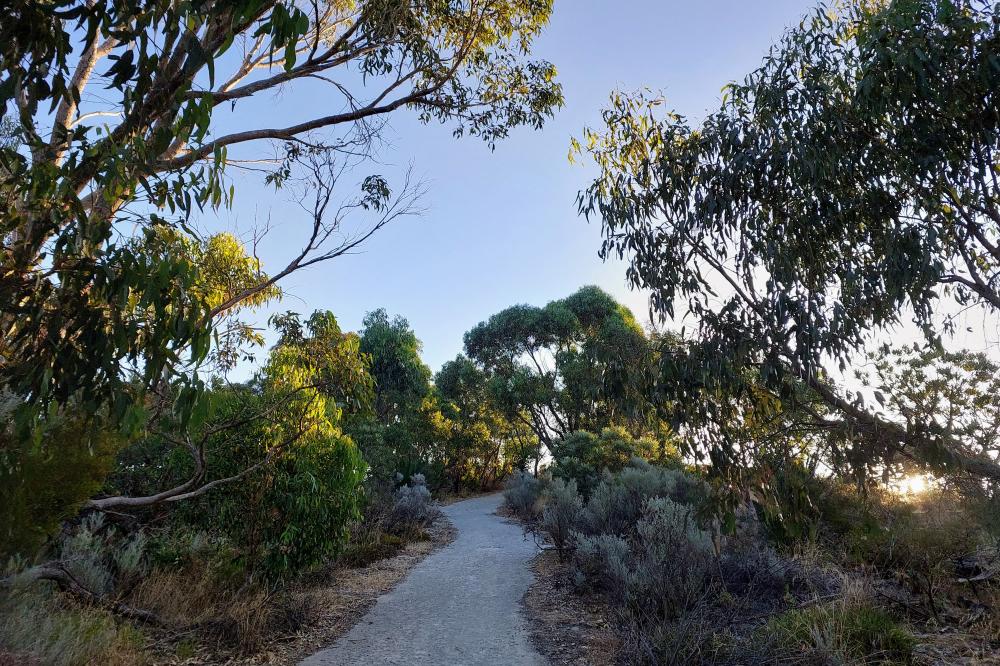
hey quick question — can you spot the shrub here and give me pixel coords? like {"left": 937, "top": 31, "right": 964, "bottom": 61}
{"left": 348, "top": 419, "right": 448, "bottom": 491}
{"left": 578, "top": 473, "right": 642, "bottom": 537}
{"left": 718, "top": 540, "right": 840, "bottom": 605}
{"left": 572, "top": 532, "right": 631, "bottom": 594}
{"left": 541, "top": 478, "right": 583, "bottom": 560}
{"left": 0, "top": 581, "right": 146, "bottom": 666}
{"left": 550, "top": 428, "right": 656, "bottom": 497}
{"left": 390, "top": 473, "right": 440, "bottom": 533}
{"left": 577, "top": 459, "right": 706, "bottom": 537}
{"left": 54, "top": 514, "right": 147, "bottom": 598}
{"left": 844, "top": 490, "right": 978, "bottom": 568}
{"left": 157, "top": 388, "right": 366, "bottom": 580}
{"left": 503, "top": 471, "right": 543, "bottom": 520}
{"left": 574, "top": 497, "right": 714, "bottom": 621}
{"left": 339, "top": 532, "right": 406, "bottom": 568}
{"left": 757, "top": 462, "right": 882, "bottom": 549}
{"left": 840, "top": 489, "right": 980, "bottom": 619}
{"left": 336, "top": 475, "right": 439, "bottom": 568}
{"left": 629, "top": 497, "right": 714, "bottom": 619}
{"left": 763, "top": 583, "right": 914, "bottom": 664}
{"left": 0, "top": 399, "right": 125, "bottom": 560}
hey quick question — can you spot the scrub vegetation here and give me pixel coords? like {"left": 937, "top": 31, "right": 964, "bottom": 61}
{"left": 3, "top": 0, "right": 1000, "bottom": 664}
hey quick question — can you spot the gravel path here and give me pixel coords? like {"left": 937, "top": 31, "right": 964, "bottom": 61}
{"left": 299, "top": 493, "right": 546, "bottom": 666}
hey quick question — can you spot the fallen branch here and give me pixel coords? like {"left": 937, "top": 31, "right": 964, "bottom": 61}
{"left": 1, "top": 561, "right": 161, "bottom": 625}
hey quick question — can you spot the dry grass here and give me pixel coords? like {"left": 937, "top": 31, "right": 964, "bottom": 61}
{"left": 0, "top": 585, "right": 148, "bottom": 666}
{"left": 104, "top": 513, "right": 453, "bottom": 666}
{"left": 132, "top": 566, "right": 310, "bottom": 660}
{"left": 522, "top": 550, "right": 620, "bottom": 666}
{"left": 127, "top": 518, "right": 454, "bottom": 665}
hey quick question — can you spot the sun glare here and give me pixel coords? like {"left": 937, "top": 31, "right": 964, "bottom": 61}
{"left": 894, "top": 474, "right": 931, "bottom": 496}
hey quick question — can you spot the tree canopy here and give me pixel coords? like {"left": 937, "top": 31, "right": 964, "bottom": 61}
{"left": 0, "top": 0, "right": 562, "bottom": 428}
{"left": 359, "top": 308, "right": 432, "bottom": 425}
{"left": 464, "top": 286, "right": 665, "bottom": 449}
{"left": 577, "top": 0, "right": 1000, "bottom": 482}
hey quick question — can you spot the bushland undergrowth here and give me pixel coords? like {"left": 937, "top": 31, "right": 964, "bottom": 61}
{"left": 508, "top": 456, "right": 1000, "bottom": 665}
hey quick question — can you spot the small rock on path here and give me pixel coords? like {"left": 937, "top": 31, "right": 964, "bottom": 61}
{"left": 299, "top": 493, "right": 545, "bottom": 666}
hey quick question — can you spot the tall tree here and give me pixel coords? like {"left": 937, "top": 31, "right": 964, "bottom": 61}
{"left": 359, "top": 308, "right": 432, "bottom": 424}
{"left": 577, "top": 0, "right": 1000, "bottom": 480}
{"left": 436, "top": 354, "right": 538, "bottom": 487}
{"left": 0, "top": 0, "right": 562, "bottom": 428}
{"left": 464, "top": 286, "right": 660, "bottom": 450}
{"left": 88, "top": 309, "right": 373, "bottom": 512}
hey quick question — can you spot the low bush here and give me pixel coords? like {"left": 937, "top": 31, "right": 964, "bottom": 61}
{"left": 843, "top": 490, "right": 978, "bottom": 569}
{"left": 503, "top": 471, "right": 544, "bottom": 520}
{"left": 54, "top": 514, "right": 148, "bottom": 597}
{"left": 390, "top": 473, "right": 440, "bottom": 533}
{"left": 837, "top": 488, "right": 982, "bottom": 622}
{"left": 762, "top": 583, "right": 914, "bottom": 664}
{"left": 0, "top": 580, "right": 146, "bottom": 666}
{"left": 338, "top": 474, "right": 440, "bottom": 568}
{"left": 575, "top": 497, "right": 713, "bottom": 621}
{"left": 541, "top": 478, "right": 583, "bottom": 560}
{"left": 578, "top": 459, "right": 707, "bottom": 537}
{"left": 538, "top": 458, "right": 874, "bottom": 665}
{"left": 550, "top": 428, "right": 659, "bottom": 497}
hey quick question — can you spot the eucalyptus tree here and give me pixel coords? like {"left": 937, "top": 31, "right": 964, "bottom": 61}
{"left": 856, "top": 346, "right": 1000, "bottom": 487}
{"left": 577, "top": 0, "right": 1000, "bottom": 480}
{"left": 0, "top": 0, "right": 563, "bottom": 430}
{"left": 464, "top": 286, "right": 660, "bottom": 450}
{"left": 435, "top": 354, "right": 538, "bottom": 487}
{"left": 359, "top": 308, "right": 432, "bottom": 425}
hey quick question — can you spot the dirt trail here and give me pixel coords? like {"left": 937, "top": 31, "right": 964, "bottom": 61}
{"left": 298, "top": 493, "right": 545, "bottom": 666}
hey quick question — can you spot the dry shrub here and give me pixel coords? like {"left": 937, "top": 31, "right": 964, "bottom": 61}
{"left": 131, "top": 560, "right": 311, "bottom": 655}
{"left": 838, "top": 488, "right": 985, "bottom": 624}
{"left": 0, "top": 583, "right": 147, "bottom": 666}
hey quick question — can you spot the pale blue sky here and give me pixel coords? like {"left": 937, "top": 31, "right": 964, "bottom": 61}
{"left": 213, "top": 1, "right": 824, "bottom": 375}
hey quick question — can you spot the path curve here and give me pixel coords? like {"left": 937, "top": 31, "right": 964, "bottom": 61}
{"left": 299, "top": 493, "right": 545, "bottom": 666}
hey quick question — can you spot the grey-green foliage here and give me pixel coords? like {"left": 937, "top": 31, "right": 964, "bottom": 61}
{"left": 503, "top": 471, "right": 544, "bottom": 520}
{"left": 56, "top": 514, "right": 148, "bottom": 597}
{"left": 574, "top": 497, "right": 713, "bottom": 620}
{"left": 559, "top": 462, "right": 847, "bottom": 664}
{"left": 577, "top": 0, "right": 1000, "bottom": 482}
{"left": 572, "top": 532, "right": 630, "bottom": 592}
{"left": 578, "top": 458, "right": 706, "bottom": 537}
{"left": 0, "top": 517, "right": 149, "bottom": 665}
{"left": 58, "top": 515, "right": 112, "bottom": 595}
{"left": 390, "top": 474, "right": 440, "bottom": 530}
{"left": 631, "top": 498, "right": 714, "bottom": 617}
{"left": 541, "top": 478, "right": 583, "bottom": 560}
